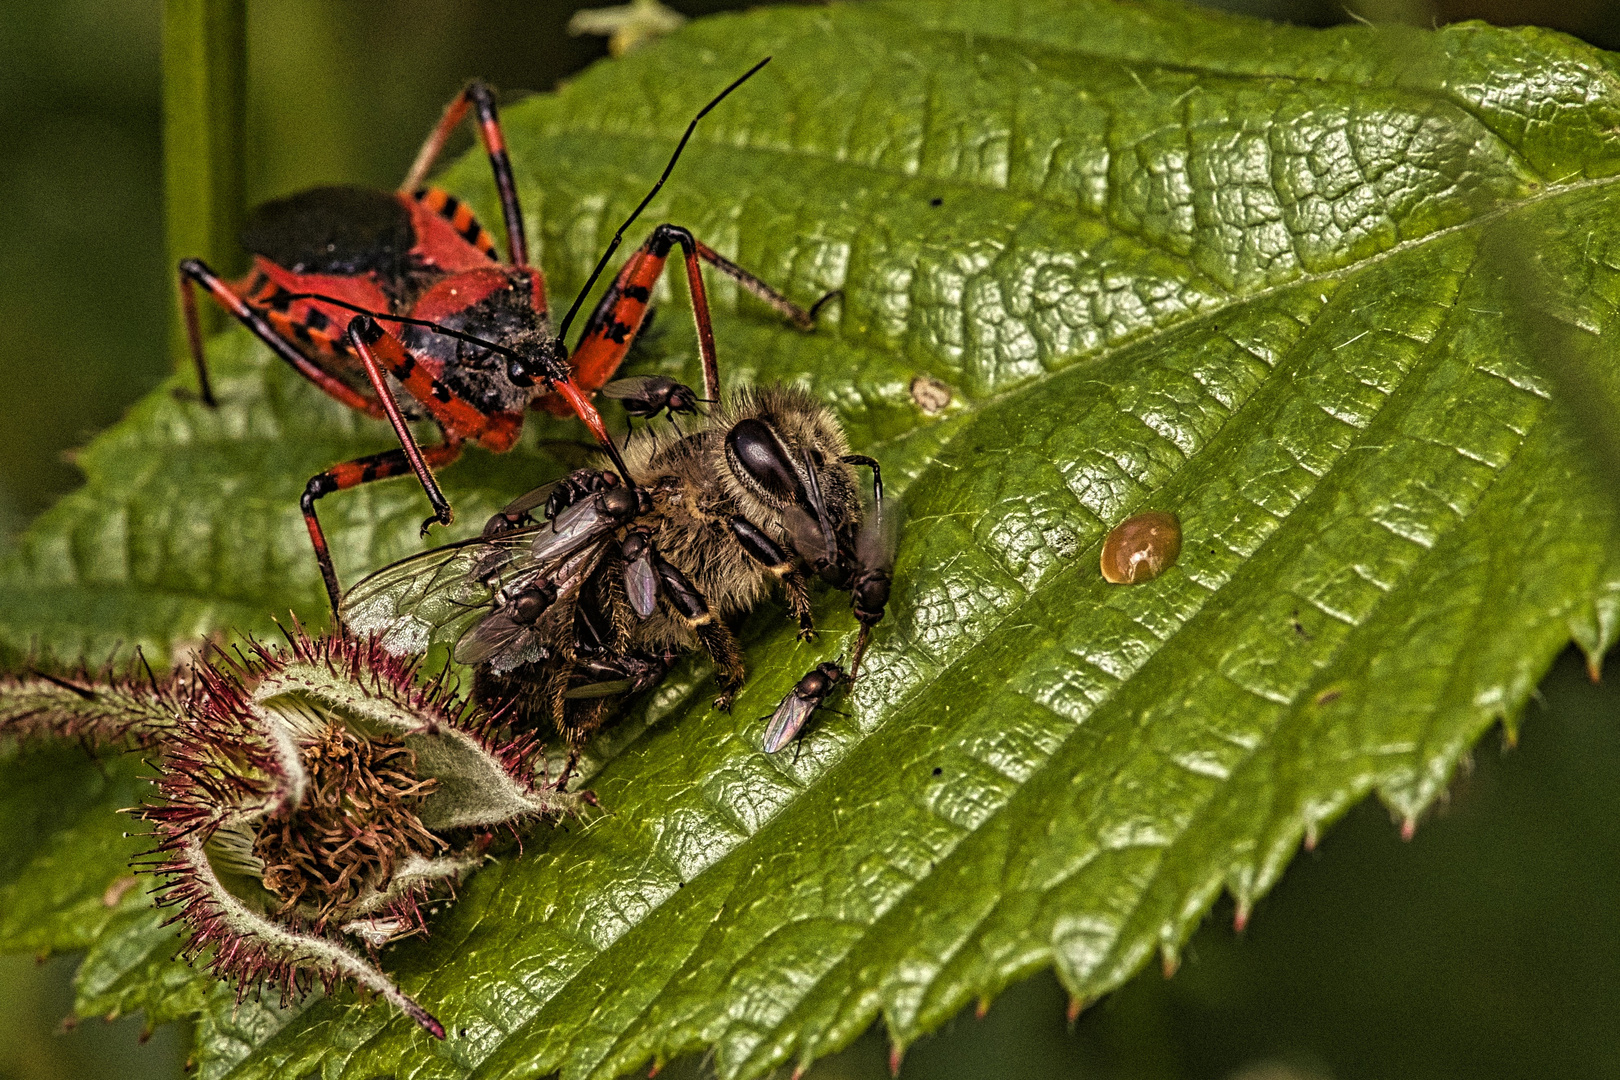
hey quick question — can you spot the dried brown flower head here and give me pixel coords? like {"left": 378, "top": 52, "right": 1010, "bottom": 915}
{"left": 1, "top": 630, "right": 582, "bottom": 1037}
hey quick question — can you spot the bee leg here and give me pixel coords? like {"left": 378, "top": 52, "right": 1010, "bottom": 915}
{"left": 727, "top": 516, "right": 814, "bottom": 639}
{"left": 652, "top": 553, "right": 745, "bottom": 710}
{"left": 558, "top": 747, "right": 583, "bottom": 790}
{"left": 543, "top": 657, "right": 575, "bottom": 731}
{"left": 601, "top": 554, "right": 636, "bottom": 646}
{"left": 782, "top": 568, "right": 816, "bottom": 642}
{"left": 695, "top": 620, "right": 746, "bottom": 712}
{"left": 558, "top": 697, "right": 615, "bottom": 785}
{"left": 848, "top": 625, "right": 877, "bottom": 681}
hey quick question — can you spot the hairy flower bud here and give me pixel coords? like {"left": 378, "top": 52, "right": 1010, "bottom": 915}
{"left": 2, "top": 630, "right": 581, "bottom": 1037}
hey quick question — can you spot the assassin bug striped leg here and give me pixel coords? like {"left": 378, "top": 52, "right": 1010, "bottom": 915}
{"left": 178, "top": 59, "right": 820, "bottom": 617}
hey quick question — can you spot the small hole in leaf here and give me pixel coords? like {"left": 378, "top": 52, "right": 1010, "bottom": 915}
{"left": 932, "top": 766, "right": 943, "bottom": 776}
{"left": 929, "top": 197, "right": 944, "bottom": 207}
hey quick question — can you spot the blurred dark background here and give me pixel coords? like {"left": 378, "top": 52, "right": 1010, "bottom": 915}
{"left": 2, "top": 2, "right": 1618, "bottom": 1078}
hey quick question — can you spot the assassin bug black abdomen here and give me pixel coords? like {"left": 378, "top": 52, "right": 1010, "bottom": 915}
{"left": 178, "top": 60, "right": 822, "bottom": 616}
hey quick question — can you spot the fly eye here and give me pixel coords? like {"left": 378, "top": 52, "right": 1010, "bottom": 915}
{"left": 726, "top": 418, "right": 801, "bottom": 502}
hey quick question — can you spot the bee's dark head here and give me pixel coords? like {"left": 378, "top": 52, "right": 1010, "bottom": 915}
{"left": 717, "top": 385, "right": 860, "bottom": 549}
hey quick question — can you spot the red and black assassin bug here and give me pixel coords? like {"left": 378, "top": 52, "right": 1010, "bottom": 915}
{"left": 177, "top": 58, "right": 822, "bottom": 615}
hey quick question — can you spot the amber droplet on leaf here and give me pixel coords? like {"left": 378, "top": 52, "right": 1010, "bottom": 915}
{"left": 1100, "top": 511, "right": 1181, "bottom": 584}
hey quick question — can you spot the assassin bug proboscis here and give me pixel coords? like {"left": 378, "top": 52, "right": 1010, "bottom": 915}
{"left": 177, "top": 58, "right": 824, "bottom": 615}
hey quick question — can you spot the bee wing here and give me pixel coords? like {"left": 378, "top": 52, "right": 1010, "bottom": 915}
{"left": 783, "top": 506, "right": 829, "bottom": 565}
{"left": 341, "top": 532, "right": 534, "bottom": 657}
{"left": 624, "top": 551, "right": 660, "bottom": 619}
{"left": 799, "top": 448, "right": 840, "bottom": 566}
{"left": 601, "top": 375, "right": 672, "bottom": 401}
{"left": 762, "top": 690, "right": 819, "bottom": 754}
{"left": 857, "top": 496, "right": 900, "bottom": 572}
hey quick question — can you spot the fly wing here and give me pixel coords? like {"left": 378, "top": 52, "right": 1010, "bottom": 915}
{"left": 762, "top": 690, "right": 819, "bottom": 754}
{"left": 471, "top": 538, "right": 611, "bottom": 674}
{"left": 486, "top": 479, "right": 562, "bottom": 529}
{"left": 624, "top": 551, "right": 660, "bottom": 619}
{"left": 340, "top": 532, "right": 533, "bottom": 657}
{"left": 453, "top": 612, "right": 541, "bottom": 668}
{"left": 600, "top": 375, "right": 671, "bottom": 401}
{"left": 529, "top": 492, "right": 628, "bottom": 565}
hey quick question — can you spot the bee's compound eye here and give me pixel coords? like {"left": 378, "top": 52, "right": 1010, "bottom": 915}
{"left": 1100, "top": 511, "right": 1182, "bottom": 584}
{"left": 726, "top": 418, "right": 800, "bottom": 502}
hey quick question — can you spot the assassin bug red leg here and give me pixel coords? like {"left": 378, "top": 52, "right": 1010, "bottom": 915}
{"left": 401, "top": 82, "right": 526, "bottom": 266}
{"left": 302, "top": 441, "right": 464, "bottom": 612}
{"left": 179, "top": 60, "right": 816, "bottom": 620}
{"left": 548, "top": 224, "right": 816, "bottom": 409}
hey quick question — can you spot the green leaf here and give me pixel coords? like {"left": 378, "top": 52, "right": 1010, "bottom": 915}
{"left": 4, "top": 1, "right": 1620, "bottom": 1078}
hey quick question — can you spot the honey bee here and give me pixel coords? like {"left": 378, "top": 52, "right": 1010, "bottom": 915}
{"left": 341, "top": 375, "right": 893, "bottom": 772}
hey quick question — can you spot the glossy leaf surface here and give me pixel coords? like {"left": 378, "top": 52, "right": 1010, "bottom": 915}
{"left": 2, "top": 2, "right": 1619, "bottom": 1078}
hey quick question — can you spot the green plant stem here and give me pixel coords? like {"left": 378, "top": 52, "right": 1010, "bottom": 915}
{"left": 163, "top": 0, "right": 246, "bottom": 367}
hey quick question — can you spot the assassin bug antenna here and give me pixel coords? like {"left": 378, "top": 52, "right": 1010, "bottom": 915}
{"left": 279, "top": 293, "right": 531, "bottom": 362}
{"left": 555, "top": 56, "right": 773, "bottom": 346}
